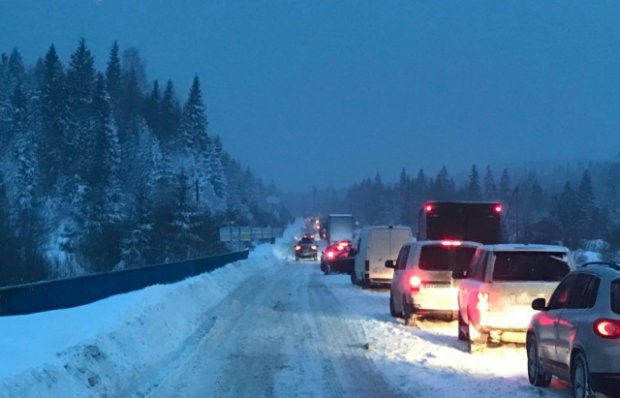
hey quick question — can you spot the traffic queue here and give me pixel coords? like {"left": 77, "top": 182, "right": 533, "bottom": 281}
{"left": 294, "top": 202, "right": 620, "bottom": 398}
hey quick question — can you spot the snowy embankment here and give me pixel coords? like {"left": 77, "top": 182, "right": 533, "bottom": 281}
{"left": 0, "top": 221, "right": 300, "bottom": 398}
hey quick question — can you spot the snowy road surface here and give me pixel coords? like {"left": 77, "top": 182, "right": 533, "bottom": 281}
{"left": 141, "top": 258, "right": 405, "bottom": 398}
{"left": 141, "top": 258, "right": 572, "bottom": 398}
{"left": 0, "top": 229, "right": 576, "bottom": 397}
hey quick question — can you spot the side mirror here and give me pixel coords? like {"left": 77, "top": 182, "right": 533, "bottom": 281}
{"left": 452, "top": 269, "right": 467, "bottom": 279}
{"left": 385, "top": 260, "right": 395, "bottom": 269}
{"left": 531, "top": 297, "right": 547, "bottom": 311}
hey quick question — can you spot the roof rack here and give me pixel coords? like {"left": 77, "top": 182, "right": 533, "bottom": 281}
{"left": 578, "top": 261, "right": 620, "bottom": 272}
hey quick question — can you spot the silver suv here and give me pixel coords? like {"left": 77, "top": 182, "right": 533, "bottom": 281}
{"left": 457, "top": 244, "right": 573, "bottom": 352}
{"left": 527, "top": 262, "right": 620, "bottom": 398}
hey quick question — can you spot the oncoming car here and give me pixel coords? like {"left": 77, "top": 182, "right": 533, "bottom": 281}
{"left": 295, "top": 236, "right": 318, "bottom": 261}
{"left": 527, "top": 262, "right": 620, "bottom": 398}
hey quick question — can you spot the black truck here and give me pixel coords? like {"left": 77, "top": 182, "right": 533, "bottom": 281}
{"left": 418, "top": 201, "right": 502, "bottom": 244}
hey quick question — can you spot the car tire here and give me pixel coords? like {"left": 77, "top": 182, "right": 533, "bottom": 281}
{"left": 324, "top": 262, "right": 332, "bottom": 275}
{"left": 527, "top": 336, "right": 551, "bottom": 387}
{"left": 572, "top": 352, "right": 594, "bottom": 398}
{"left": 457, "top": 311, "right": 467, "bottom": 341}
{"left": 402, "top": 295, "right": 417, "bottom": 326}
{"left": 350, "top": 271, "right": 358, "bottom": 285}
{"left": 466, "top": 318, "right": 487, "bottom": 354}
{"left": 389, "top": 291, "right": 399, "bottom": 318}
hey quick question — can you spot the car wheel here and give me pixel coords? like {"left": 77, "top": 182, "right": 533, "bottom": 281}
{"left": 527, "top": 336, "right": 551, "bottom": 387}
{"left": 402, "top": 295, "right": 417, "bottom": 326}
{"left": 457, "top": 311, "right": 467, "bottom": 341}
{"left": 324, "top": 262, "right": 332, "bottom": 275}
{"left": 467, "top": 319, "right": 487, "bottom": 354}
{"left": 572, "top": 352, "right": 594, "bottom": 398}
{"left": 389, "top": 291, "right": 399, "bottom": 318}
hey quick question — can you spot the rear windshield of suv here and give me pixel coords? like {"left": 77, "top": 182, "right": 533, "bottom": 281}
{"left": 611, "top": 280, "right": 620, "bottom": 315}
{"left": 418, "top": 245, "right": 477, "bottom": 272}
{"left": 492, "top": 251, "right": 570, "bottom": 281}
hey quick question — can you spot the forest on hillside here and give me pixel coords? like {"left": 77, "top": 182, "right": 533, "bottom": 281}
{"left": 0, "top": 40, "right": 290, "bottom": 286}
{"left": 311, "top": 161, "right": 620, "bottom": 258}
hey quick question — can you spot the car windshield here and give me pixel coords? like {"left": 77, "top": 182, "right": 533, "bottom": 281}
{"left": 418, "top": 245, "right": 477, "bottom": 272}
{"left": 492, "top": 252, "right": 570, "bottom": 281}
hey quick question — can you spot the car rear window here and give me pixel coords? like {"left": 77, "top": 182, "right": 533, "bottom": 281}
{"left": 492, "top": 252, "right": 570, "bottom": 282}
{"left": 418, "top": 245, "right": 477, "bottom": 272}
{"left": 611, "top": 280, "right": 620, "bottom": 315}
{"left": 300, "top": 237, "right": 314, "bottom": 243}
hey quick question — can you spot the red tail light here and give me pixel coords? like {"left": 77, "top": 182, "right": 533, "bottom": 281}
{"left": 409, "top": 275, "right": 422, "bottom": 291}
{"left": 594, "top": 319, "right": 620, "bottom": 339}
{"left": 440, "top": 240, "right": 462, "bottom": 247}
{"left": 326, "top": 251, "right": 335, "bottom": 259}
{"left": 494, "top": 204, "right": 502, "bottom": 213}
{"left": 425, "top": 204, "right": 433, "bottom": 213}
{"left": 295, "top": 245, "right": 301, "bottom": 251}
{"left": 477, "top": 292, "right": 489, "bottom": 312}
{"left": 311, "top": 245, "right": 317, "bottom": 250}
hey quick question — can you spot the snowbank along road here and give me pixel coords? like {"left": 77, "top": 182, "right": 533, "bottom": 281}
{"left": 0, "top": 227, "right": 575, "bottom": 397}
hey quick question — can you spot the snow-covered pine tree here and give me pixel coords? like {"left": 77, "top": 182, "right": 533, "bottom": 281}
{"left": 207, "top": 135, "right": 228, "bottom": 203}
{"left": 38, "top": 45, "right": 68, "bottom": 191}
{"left": 66, "top": 39, "right": 96, "bottom": 180}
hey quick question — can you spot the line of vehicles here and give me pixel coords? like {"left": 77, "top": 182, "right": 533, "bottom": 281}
{"left": 294, "top": 202, "right": 620, "bottom": 398}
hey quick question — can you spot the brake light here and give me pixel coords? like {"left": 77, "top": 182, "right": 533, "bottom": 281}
{"left": 494, "top": 204, "right": 502, "bottom": 213}
{"left": 409, "top": 275, "right": 422, "bottom": 291}
{"left": 311, "top": 245, "right": 317, "bottom": 250}
{"left": 441, "top": 240, "right": 462, "bottom": 247}
{"left": 425, "top": 204, "right": 433, "bottom": 213}
{"left": 326, "top": 251, "right": 335, "bottom": 259}
{"left": 477, "top": 292, "right": 489, "bottom": 312}
{"left": 295, "top": 245, "right": 301, "bottom": 251}
{"left": 594, "top": 319, "right": 620, "bottom": 339}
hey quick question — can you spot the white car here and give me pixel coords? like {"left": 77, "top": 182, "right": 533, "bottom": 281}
{"left": 388, "top": 240, "right": 481, "bottom": 326}
{"left": 457, "top": 244, "right": 574, "bottom": 353}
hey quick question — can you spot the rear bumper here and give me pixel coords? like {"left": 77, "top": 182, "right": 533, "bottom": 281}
{"left": 410, "top": 288, "right": 458, "bottom": 313}
{"left": 591, "top": 374, "right": 620, "bottom": 397}
{"left": 322, "top": 258, "right": 354, "bottom": 273}
{"left": 296, "top": 251, "right": 317, "bottom": 258}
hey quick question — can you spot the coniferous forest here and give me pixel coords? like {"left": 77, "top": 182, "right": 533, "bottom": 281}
{"left": 0, "top": 40, "right": 290, "bottom": 286}
{"left": 309, "top": 162, "right": 620, "bottom": 258}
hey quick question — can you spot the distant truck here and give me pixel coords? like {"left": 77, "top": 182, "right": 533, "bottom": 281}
{"left": 326, "top": 214, "right": 354, "bottom": 244}
{"left": 418, "top": 201, "right": 502, "bottom": 244}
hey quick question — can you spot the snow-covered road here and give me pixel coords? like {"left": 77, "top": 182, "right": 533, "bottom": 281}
{"left": 140, "top": 257, "right": 405, "bottom": 398}
{"left": 140, "top": 258, "right": 572, "bottom": 398}
{"left": 0, "top": 227, "right": 577, "bottom": 397}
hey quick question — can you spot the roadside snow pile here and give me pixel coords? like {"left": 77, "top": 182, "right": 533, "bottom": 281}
{"left": 0, "top": 233, "right": 292, "bottom": 398}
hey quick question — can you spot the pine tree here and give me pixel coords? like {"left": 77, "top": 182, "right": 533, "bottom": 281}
{"left": 208, "top": 136, "right": 228, "bottom": 201}
{"left": 499, "top": 169, "right": 512, "bottom": 201}
{"left": 159, "top": 80, "right": 181, "bottom": 146}
{"left": 105, "top": 41, "right": 122, "bottom": 109}
{"left": 465, "top": 164, "right": 482, "bottom": 200}
{"left": 483, "top": 165, "right": 497, "bottom": 199}
{"left": 38, "top": 45, "right": 68, "bottom": 190}
{"left": 66, "top": 39, "right": 96, "bottom": 178}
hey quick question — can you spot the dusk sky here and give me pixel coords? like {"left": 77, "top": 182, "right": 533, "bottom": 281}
{"left": 2, "top": 1, "right": 619, "bottom": 191}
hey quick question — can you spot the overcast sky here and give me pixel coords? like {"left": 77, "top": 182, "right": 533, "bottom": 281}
{"left": 1, "top": 1, "right": 619, "bottom": 191}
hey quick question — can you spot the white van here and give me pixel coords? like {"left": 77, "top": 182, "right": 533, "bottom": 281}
{"left": 351, "top": 226, "right": 413, "bottom": 287}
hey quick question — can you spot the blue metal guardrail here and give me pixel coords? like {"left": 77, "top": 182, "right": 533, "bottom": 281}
{"left": 0, "top": 250, "right": 250, "bottom": 316}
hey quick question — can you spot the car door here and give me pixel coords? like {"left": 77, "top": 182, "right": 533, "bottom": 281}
{"left": 392, "top": 244, "right": 411, "bottom": 311}
{"left": 554, "top": 273, "right": 599, "bottom": 373}
{"left": 537, "top": 274, "right": 577, "bottom": 368}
